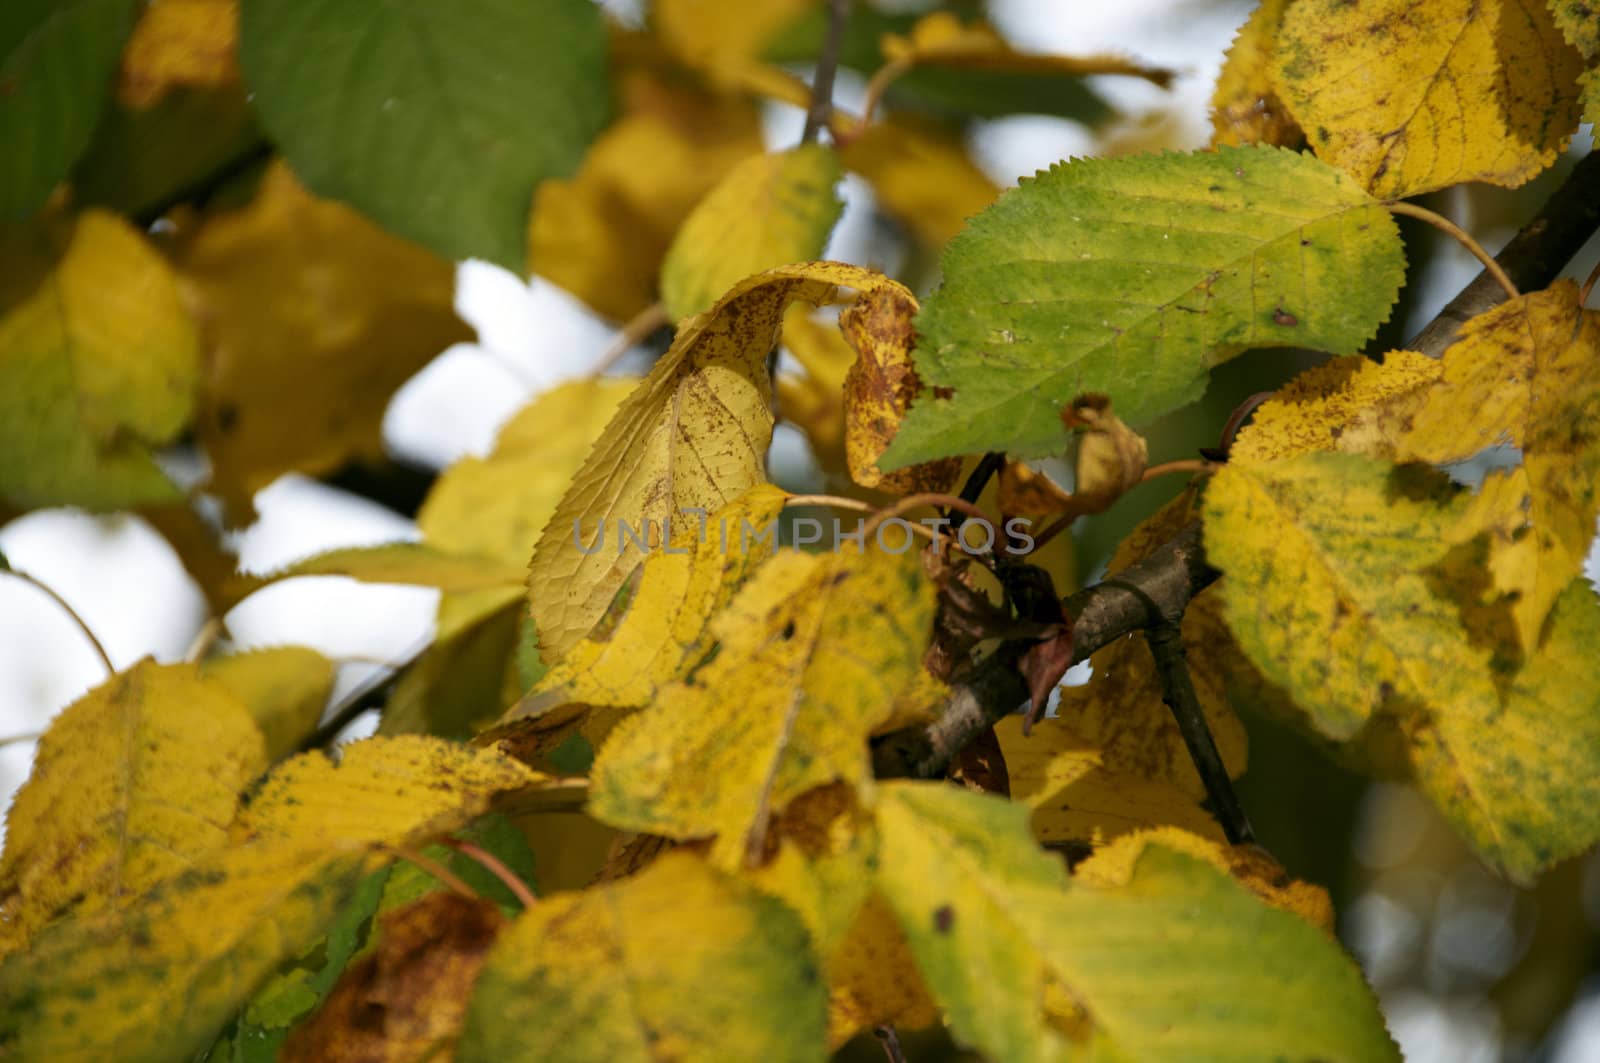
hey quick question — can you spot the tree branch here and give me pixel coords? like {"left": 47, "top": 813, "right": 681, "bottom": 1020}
{"left": 876, "top": 147, "right": 1600, "bottom": 785}
{"left": 800, "top": 0, "right": 849, "bottom": 145}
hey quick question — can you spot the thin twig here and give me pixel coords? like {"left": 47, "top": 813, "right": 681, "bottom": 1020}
{"left": 863, "top": 492, "right": 991, "bottom": 541}
{"left": 858, "top": 55, "right": 915, "bottom": 130}
{"left": 3, "top": 569, "right": 114, "bottom": 675}
{"left": 1581, "top": 257, "right": 1600, "bottom": 306}
{"left": 1386, "top": 201, "right": 1519, "bottom": 301}
{"left": 1141, "top": 458, "right": 1212, "bottom": 482}
{"left": 183, "top": 617, "right": 223, "bottom": 663}
{"left": 442, "top": 839, "right": 537, "bottom": 909}
{"left": 590, "top": 302, "right": 668, "bottom": 377}
{"left": 784, "top": 493, "right": 874, "bottom": 514}
{"left": 957, "top": 451, "right": 1005, "bottom": 507}
{"left": 800, "top": 0, "right": 850, "bottom": 144}
{"left": 874, "top": 1025, "right": 908, "bottom": 1063}
{"left": 381, "top": 845, "right": 480, "bottom": 900}
{"left": 0, "top": 731, "right": 42, "bottom": 749}
{"left": 1144, "top": 621, "right": 1254, "bottom": 845}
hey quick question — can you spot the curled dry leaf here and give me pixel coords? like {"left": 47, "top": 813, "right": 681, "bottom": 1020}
{"left": 879, "top": 12, "right": 1173, "bottom": 87}
{"left": 842, "top": 282, "right": 962, "bottom": 494}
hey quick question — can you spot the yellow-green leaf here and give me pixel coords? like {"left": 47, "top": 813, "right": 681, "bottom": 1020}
{"left": 0, "top": 209, "right": 198, "bottom": 509}
{"left": 201, "top": 646, "right": 335, "bottom": 763}
{"left": 501, "top": 485, "right": 787, "bottom": 741}
{"left": 282, "top": 542, "right": 524, "bottom": 593}
{"left": 236, "top": 735, "right": 543, "bottom": 852}
{"left": 379, "top": 586, "right": 522, "bottom": 740}
{"left": 0, "top": 843, "right": 375, "bottom": 1063}
{"left": 1272, "top": 0, "right": 1584, "bottom": 196}
{"left": 177, "top": 161, "right": 469, "bottom": 522}
{"left": 1231, "top": 351, "right": 1442, "bottom": 465}
{"left": 659, "top": 145, "right": 844, "bottom": 322}
{"left": 525, "top": 261, "right": 902, "bottom": 659}
{"left": 1404, "top": 283, "right": 1600, "bottom": 647}
{"left": 418, "top": 379, "right": 637, "bottom": 568}
{"left": 1211, "top": 0, "right": 1302, "bottom": 147}
{"left": 589, "top": 545, "right": 934, "bottom": 867}
{"left": 875, "top": 781, "right": 1396, "bottom": 1062}
{"left": 0, "top": 661, "right": 264, "bottom": 956}
{"left": 456, "top": 852, "right": 826, "bottom": 1063}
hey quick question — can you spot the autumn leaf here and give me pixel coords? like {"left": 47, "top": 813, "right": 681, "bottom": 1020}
{"left": 589, "top": 544, "right": 935, "bottom": 867}
{"left": 0, "top": 843, "right": 376, "bottom": 1062}
{"left": 1230, "top": 351, "right": 1442, "bottom": 465}
{"left": 882, "top": 145, "right": 1405, "bottom": 466}
{"left": 419, "top": 379, "right": 638, "bottom": 568}
{"left": 0, "top": 0, "right": 136, "bottom": 217}
{"left": 0, "top": 208, "right": 198, "bottom": 509}
{"left": 0, "top": 661, "right": 264, "bottom": 957}
{"left": 498, "top": 486, "right": 788, "bottom": 747}
{"left": 200, "top": 646, "right": 335, "bottom": 763}
{"left": 653, "top": 0, "right": 818, "bottom": 90}
{"left": 116, "top": 0, "right": 239, "bottom": 109}
{"left": 1272, "top": 0, "right": 1584, "bottom": 197}
{"left": 176, "top": 161, "right": 469, "bottom": 521}
{"left": 282, "top": 542, "right": 525, "bottom": 594}
{"left": 777, "top": 306, "right": 854, "bottom": 475}
{"left": 456, "top": 852, "right": 826, "bottom": 1063}
{"left": 235, "top": 735, "right": 544, "bottom": 852}
{"left": 1211, "top": 0, "right": 1302, "bottom": 147}
{"left": 659, "top": 145, "right": 845, "bottom": 322}
{"left": 1404, "top": 282, "right": 1600, "bottom": 648}
{"left": 838, "top": 114, "right": 999, "bottom": 251}
{"left": 282, "top": 891, "right": 503, "bottom": 1063}
{"left": 878, "top": 11, "right": 1173, "bottom": 89}
{"left": 380, "top": 586, "right": 523, "bottom": 740}
{"left": 1003, "top": 395, "right": 1152, "bottom": 519}
{"left": 239, "top": 0, "right": 608, "bottom": 267}
{"left": 525, "top": 261, "right": 903, "bottom": 658}
{"left": 841, "top": 281, "right": 962, "bottom": 494}
{"left": 874, "top": 782, "right": 1396, "bottom": 1062}
{"left": 529, "top": 67, "right": 764, "bottom": 321}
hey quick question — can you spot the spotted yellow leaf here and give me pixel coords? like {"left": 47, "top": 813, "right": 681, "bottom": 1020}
{"left": 589, "top": 545, "right": 935, "bottom": 867}
{"left": 1272, "top": 0, "right": 1584, "bottom": 196}
{"left": 0, "top": 661, "right": 264, "bottom": 958}
{"left": 456, "top": 852, "right": 825, "bottom": 1063}
{"left": 660, "top": 145, "right": 845, "bottom": 322}
{"left": 525, "top": 261, "right": 904, "bottom": 658}
{"left": 1211, "top": 0, "right": 1302, "bottom": 147}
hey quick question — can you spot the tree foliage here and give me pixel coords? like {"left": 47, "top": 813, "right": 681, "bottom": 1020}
{"left": 2, "top": 0, "right": 1599, "bottom": 1059}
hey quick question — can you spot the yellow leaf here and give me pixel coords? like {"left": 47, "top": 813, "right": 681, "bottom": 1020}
{"left": 1064, "top": 394, "right": 1149, "bottom": 507}
{"left": 839, "top": 114, "right": 999, "bottom": 251}
{"left": 116, "top": 0, "right": 240, "bottom": 109}
{"left": 589, "top": 544, "right": 935, "bottom": 867}
{"left": 842, "top": 281, "right": 963, "bottom": 494}
{"left": 0, "top": 210, "right": 198, "bottom": 509}
{"left": 1075, "top": 827, "right": 1333, "bottom": 931}
{"left": 776, "top": 306, "right": 853, "bottom": 476}
{"left": 995, "top": 716, "right": 1228, "bottom": 848}
{"left": 1405, "top": 283, "right": 1600, "bottom": 648}
{"left": 874, "top": 782, "right": 1396, "bottom": 1062}
{"left": 283, "top": 542, "right": 525, "bottom": 593}
{"left": 0, "top": 842, "right": 376, "bottom": 1062}
{"left": 456, "top": 852, "right": 826, "bottom": 1063}
{"left": 1232, "top": 351, "right": 1442, "bottom": 465}
{"left": 0, "top": 661, "right": 264, "bottom": 957}
{"left": 525, "top": 261, "right": 902, "bottom": 658}
{"left": 653, "top": 0, "right": 818, "bottom": 86}
{"left": 528, "top": 67, "right": 764, "bottom": 321}
{"left": 1271, "top": 0, "right": 1584, "bottom": 196}
{"left": 825, "top": 892, "right": 940, "bottom": 1047}
{"left": 200, "top": 646, "right": 335, "bottom": 763}
{"left": 1210, "top": 0, "right": 1303, "bottom": 147}
{"left": 660, "top": 145, "right": 845, "bottom": 322}
{"left": 1550, "top": 0, "right": 1600, "bottom": 58}
{"left": 881, "top": 12, "right": 1173, "bottom": 86}
{"left": 235, "top": 735, "right": 544, "bottom": 852}
{"left": 499, "top": 486, "right": 787, "bottom": 745}
{"left": 177, "top": 161, "right": 469, "bottom": 521}
{"left": 418, "top": 379, "right": 637, "bottom": 567}
{"left": 380, "top": 586, "right": 523, "bottom": 740}
{"left": 1054, "top": 602, "right": 1246, "bottom": 794}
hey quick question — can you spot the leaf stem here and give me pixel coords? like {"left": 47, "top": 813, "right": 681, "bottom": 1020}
{"left": 874, "top": 1025, "right": 908, "bottom": 1063}
{"left": 863, "top": 492, "right": 992, "bottom": 541}
{"left": 1386, "top": 201, "right": 1519, "bottom": 301}
{"left": 857, "top": 54, "right": 915, "bottom": 131}
{"left": 590, "top": 301, "right": 669, "bottom": 378}
{"left": 800, "top": 0, "right": 851, "bottom": 145}
{"left": 1141, "top": 458, "right": 1214, "bottom": 482}
{"left": 442, "top": 839, "right": 537, "bottom": 909}
{"left": 1581, "top": 257, "right": 1600, "bottom": 306}
{"left": 2, "top": 568, "right": 114, "bottom": 676}
{"left": 381, "top": 845, "right": 480, "bottom": 900}
{"left": 1143, "top": 620, "right": 1254, "bottom": 845}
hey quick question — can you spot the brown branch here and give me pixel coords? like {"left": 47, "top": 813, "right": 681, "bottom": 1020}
{"left": 877, "top": 148, "right": 1600, "bottom": 783}
{"left": 800, "top": 0, "right": 849, "bottom": 145}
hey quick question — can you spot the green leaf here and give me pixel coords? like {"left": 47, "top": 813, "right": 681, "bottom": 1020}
{"left": 238, "top": 0, "right": 609, "bottom": 267}
{"left": 0, "top": 0, "right": 136, "bottom": 218}
{"left": 875, "top": 782, "right": 1397, "bottom": 1062}
{"left": 456, "top": 852, "right": 825, "bottom": 1063}
{"left": 660, "top": 145, "right": 845, "bottom": 321}
{"left": 882, "top": 145, "right": 1404, "bottom": 467}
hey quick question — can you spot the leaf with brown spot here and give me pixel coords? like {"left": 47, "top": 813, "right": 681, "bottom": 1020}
{"left": 281, "top": 891, "right": 503, "bottom": 1063}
